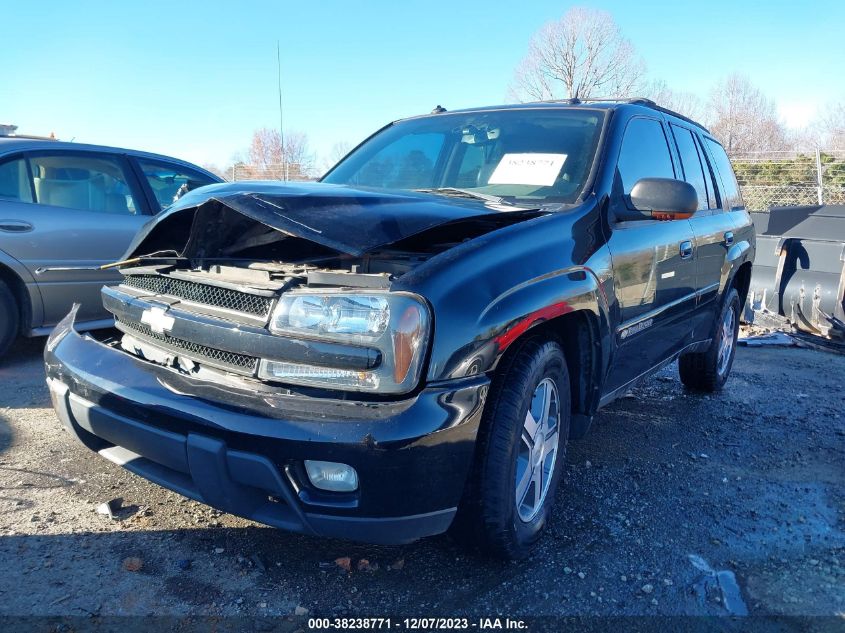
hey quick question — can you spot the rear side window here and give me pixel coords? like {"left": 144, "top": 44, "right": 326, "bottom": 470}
{"left": 29, "top": 153, "right": 140, "bottom": 215}
{"left": 695, "top": 135, "right": 719, "bottom": 209}
{"left": 671, "top": 125, "right": 708, "bottom": 211}
{"left": 617, "top": 118, "right": 675, "bottom": 197}
{"left": 704, "top": 139, "right": 744, "bottom": 210}
{"left": 137, "top": 159, "right": 216, "bottom": 212}
{"left": 0, "top": 157, "right": 33, "bottom": 203}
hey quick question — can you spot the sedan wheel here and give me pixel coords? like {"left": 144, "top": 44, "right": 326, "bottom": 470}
{"left": 0, "top": 279, "right": 19, "bottom": 360}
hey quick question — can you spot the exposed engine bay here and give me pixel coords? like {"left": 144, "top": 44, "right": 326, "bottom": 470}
{"left": 101, "top": 187, "right": 547, "bottom": 393}
{"left": 125, "top": 189, "right": 547, "bottom": 280}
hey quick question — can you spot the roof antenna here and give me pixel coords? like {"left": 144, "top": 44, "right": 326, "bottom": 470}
{"left": 431, "top": 105, "right": 447, "bottom": 114}
{"left": 277, "top": 40, "right": 287, "bottom": 181}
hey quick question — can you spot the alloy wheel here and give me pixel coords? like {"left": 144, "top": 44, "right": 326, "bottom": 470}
{"left": 717, "top": 304, "right": 736, "bottom": 377}
{"left": 515, "top": 378, "right": 560, "bottom": 522}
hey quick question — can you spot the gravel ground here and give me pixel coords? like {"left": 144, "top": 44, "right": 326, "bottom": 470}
{"left": 0, "top": 334, "right": 843, "bottom": 620}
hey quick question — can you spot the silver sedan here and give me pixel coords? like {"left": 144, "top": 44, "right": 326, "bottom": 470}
{"left": 0, "top": 137, "right": 221, "bottom": 357}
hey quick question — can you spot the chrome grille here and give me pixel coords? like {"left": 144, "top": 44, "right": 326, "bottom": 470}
{"left": 121, "top": 274, "right": 274, "bottom": 318}
{"left": 116, "top": 317, "right": 258, "bottom": 373}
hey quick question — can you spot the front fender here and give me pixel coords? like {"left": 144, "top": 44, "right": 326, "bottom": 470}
{"left": 432, "top": 267, "right": 610, "bottom": 381}
{"left": 392, "top": 202, "right": 611, "bottom": 383}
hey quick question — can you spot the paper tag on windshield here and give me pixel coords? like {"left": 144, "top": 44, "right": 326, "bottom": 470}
{"left": 488, "top": 153, "right": 567, "bottom": 187}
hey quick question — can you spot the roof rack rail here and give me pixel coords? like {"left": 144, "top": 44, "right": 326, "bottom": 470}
{"left": 538, "top": 96, "right": 709, "bottom": 133}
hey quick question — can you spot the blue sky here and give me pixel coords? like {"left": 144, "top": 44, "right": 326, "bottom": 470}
{"left": 2, "top": 0, "right": 843, "bottom": 170}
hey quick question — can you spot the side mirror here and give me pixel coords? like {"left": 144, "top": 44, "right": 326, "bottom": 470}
{"left": 618, "top": 178, "right": 698, "bottom": 221}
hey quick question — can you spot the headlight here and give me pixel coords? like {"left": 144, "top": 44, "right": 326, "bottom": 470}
{"left": 260, "top": 291, "right": 430, "bottom": 394}
{"left": 281, "top": 294, "right": 390, "bottom": 337}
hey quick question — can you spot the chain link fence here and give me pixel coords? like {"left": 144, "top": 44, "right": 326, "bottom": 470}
{"left": 229, "top": 151, "right": 845, "bottom": 212}
{"left": 732, "top": 149, "right": 845, "bottom": 210}
{"left": 230, "top": 163, "right": 314, "bottom": 182}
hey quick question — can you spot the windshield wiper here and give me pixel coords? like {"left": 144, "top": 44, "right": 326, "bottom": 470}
{"left": 414, "top": 187, "right": 525, "bottom": 207}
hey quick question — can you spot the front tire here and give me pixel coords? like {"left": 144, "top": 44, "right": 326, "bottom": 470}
{"left": 0, "top": 279, "right": 19, "bottom": 359}
{"left": 679, "top": 287, "right": 740, "bottom": 392}
{"left": 455, "top": 337, "right": 570, "bottom": 559}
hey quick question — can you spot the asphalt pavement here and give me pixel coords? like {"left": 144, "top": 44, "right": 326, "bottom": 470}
{"left": 0, "top": 335, "right": 843, "bottom": 622}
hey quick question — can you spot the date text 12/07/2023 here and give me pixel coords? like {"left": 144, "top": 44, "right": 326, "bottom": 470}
{"left": 306, "top": 617, "right": 529, "bottom": 630}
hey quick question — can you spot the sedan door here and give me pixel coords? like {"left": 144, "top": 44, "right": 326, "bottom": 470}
{"left": 0, "top": 150, "right": 150, "bottom": 327}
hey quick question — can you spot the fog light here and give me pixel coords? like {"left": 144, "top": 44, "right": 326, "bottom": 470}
{"left": 304, "top": 460, "right": 359, "bottom": 492}
{"left": 259, "top": 360, "right": 380, "bottom": 391}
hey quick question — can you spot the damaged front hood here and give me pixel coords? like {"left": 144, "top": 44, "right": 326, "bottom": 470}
{"left": 127, "top": 181, "right": 547, "bottom": 258}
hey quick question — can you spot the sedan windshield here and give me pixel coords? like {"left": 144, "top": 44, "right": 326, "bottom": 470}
{"left": 323, "top": 108, "right": 605, "bottom": 205}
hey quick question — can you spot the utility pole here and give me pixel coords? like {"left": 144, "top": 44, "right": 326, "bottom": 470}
{"left": 815, "top": 147, "right": 824, "bottom": 205}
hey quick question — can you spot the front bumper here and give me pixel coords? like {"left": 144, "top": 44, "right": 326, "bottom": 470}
{"left": 44, "top": 308, "right": 489, "bottom": 544}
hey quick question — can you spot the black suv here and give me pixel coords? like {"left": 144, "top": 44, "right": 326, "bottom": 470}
{"left": 45, "top": 99, "right": 754, "bottom": 558}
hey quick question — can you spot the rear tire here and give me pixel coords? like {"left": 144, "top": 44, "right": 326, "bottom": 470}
{"left": 679, "top": 288, "right": 740, "bottom": 392}
{"left": 0, "top": 279, "right": 19, "bottom": 359}
{"left": 453, "top": 337, "right": 570, "bottom": 559}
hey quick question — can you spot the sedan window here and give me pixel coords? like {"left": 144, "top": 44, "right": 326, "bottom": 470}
{"left": 0, "top": 157, "right": 33, "bottom": 203}
{"left": 137, "top": 159, "right": 216, "bottom": 212}
{"left": 29, "top": 154, "right": 140, "bottom": 215}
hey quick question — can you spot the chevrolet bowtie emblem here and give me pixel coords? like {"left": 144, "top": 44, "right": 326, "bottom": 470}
{"left": 140, "top": 306, "right": 175, "bottom": 334}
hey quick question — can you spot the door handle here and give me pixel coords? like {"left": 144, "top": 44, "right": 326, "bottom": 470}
{"left": 0, "top": 220, "right": 33, "bottom": 233}
{"left": 724, "top": 231, "right": 734, "bottom": 246}
{"left": 679, "top": 240, "right": 693, "bottom": 259}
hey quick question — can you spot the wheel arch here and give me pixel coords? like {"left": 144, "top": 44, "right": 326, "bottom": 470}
{"left": 468, "top": 268, "right": 610, "bottom": 439}
{"left": 0, "top": 260, "right": 33, "bottom": 334}
{"left": 526, "top": 309, "right": 603, "bottom": 438}
{"left": 731, "top": 260, "right": 753, "bottom": 307}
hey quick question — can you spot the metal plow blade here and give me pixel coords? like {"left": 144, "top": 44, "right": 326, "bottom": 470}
{"left": 746, "top": 204, "right": 845, "bottom": 345}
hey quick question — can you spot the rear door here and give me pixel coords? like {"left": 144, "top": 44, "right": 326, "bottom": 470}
{"left": 668, "top": 124, "right": 735, "bottom": 338}
{"left": 604, "top": 116, "right": 698, "bottom": 395}
{"left": 0, "top": 150, "right": 150, "bottom": 327}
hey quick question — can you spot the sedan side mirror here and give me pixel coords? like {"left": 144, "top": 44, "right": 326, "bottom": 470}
{"left": 619, "top": 178, "right": 698, "bottom": 221}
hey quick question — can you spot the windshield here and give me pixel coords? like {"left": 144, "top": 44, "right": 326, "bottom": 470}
{"left": 323, "top": 108, "right": 605, "bottom": 204}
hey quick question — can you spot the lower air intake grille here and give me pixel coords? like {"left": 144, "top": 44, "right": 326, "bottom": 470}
{"left": 117, "top": 317, "right": 258, "bottom": 373}
{"left": 121, "top": 274, "right": 274, "bottom": 318}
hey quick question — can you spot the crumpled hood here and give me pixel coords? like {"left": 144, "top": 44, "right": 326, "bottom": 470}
{"left": 127, "top": 181, "right": 546, "bottom": 258}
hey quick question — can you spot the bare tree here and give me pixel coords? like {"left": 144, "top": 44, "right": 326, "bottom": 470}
{"left": 283, "top": 131, "right": 316, "bottom": 180}
{"left": 785, "top": 127, "right": 822, "bottom": 153}
{"left": 818, "top": 102, "right": 845, "bottom": 148}
{"left": 200, "top": 163, "right": 229, "bottom": 182}
{"left": 319, "top": 141, "right": 353, "bottom": 176}
{"left": 248, "top": 127, "right": 283, "bottom": 171}
{"left": 242, "top": 128, "right": 316, "bottom": 180}
{"left": 706, "top": 74, "right": 787, "bottom": 155}
{"left": 509, "top": 8, "right": 646, "bottom": 102}
{"left": 642, "top": 79, "right": 704, "bottom": 122}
